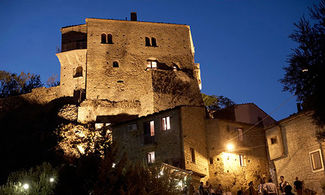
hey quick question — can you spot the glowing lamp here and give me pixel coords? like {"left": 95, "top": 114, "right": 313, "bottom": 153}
{"left": 49, "top": 177, "right": 55, "bottom": 183}
{"left": 226, "top": 143, "right": 234, "bottom": 151}
{"left": 23, "top": 183, "right": 29, "bottom": 190}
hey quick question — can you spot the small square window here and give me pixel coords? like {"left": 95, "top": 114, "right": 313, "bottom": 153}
{"left": 127, "top": 123, "right": 137, "bottom": 131}
{"left": 270, "top": 137, "right": 277, "bottom": 144}
{"left": 147, "top": 60, "right": 157, "bottom": 69}
{"left": 161, "top": 116, "right": 171, "bottom": 131}
{"left": 147, "top": 151, "right": 155, "bottom": 164}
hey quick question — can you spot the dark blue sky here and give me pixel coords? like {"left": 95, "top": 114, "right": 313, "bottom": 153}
{"left": 0, "top": 0, "right": 317, "bottom": 120}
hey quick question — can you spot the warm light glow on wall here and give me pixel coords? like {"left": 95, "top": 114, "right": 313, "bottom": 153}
{"left": 221, "top": 152, "right": 239, "bottom": 173}
{"left": 226, "top": 143, "right": 234, "bottom": 151}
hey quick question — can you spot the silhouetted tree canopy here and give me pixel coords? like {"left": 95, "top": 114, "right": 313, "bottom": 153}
{"left": 281, "top": 0, "right": 325, "bottom": 127}
{"left": 0, "top": 70, "right": 43, "bottom": 98}
{"left": 202, "top": 93, "right": 235, "bottom": 110}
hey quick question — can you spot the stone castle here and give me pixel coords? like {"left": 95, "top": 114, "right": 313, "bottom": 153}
{"left": 56, "top": 12, "right": 203, "bottom": 123}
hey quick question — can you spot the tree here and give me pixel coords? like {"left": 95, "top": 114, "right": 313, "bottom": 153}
{"left": 0, "top": 71, "right": 43, "bottom": 98}
{"left": 281, "top": 0, "right": 325, "bottom": 127}
{"left": 46, "top": 74, "right": 60, "bottom": 87}
{"left": 0, "top": 162, "right": 57, "bottom": 195}
{"left": 202, "top": 93, "right": 235, "bottom": 110}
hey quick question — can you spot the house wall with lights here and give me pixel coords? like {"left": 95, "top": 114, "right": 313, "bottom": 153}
{"left": 266, "top": 111, "right": 325, "bottom": 194}
{"left": 206, "top": 119, "right": 269, "bottom": 189}
{"left": 112, "top": 105, "right": 271, "bottom": 191}
{"left": 112, "top": 106, "right": 209, "bottom": 185}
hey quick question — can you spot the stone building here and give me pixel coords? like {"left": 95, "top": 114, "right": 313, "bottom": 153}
{"left": 266, "top": 111, "right": 325, "bottom": 194}
{"left": 112, "top": 105, "right": 271, "bottom": 192}
{"left": 212, "top": 103, "right": 276, "bottom": 128}
{"left": 112, "top": 106, "right": 209, "bottom": 185}
{"left": 56, "top": 13, "right": 203, "bottom": 123}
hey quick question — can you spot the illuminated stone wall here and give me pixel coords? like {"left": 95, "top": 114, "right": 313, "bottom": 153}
{"left": 206, "top": 119, "right": 269, "bottom": 192}
{"left": 266, "top": 112, "right": 325, "bottom": 194}
{"left": 55, "top": 18, "right": 203, "bottom": 123}
{"left": 112, "top": 107, "right": 184, "bottom": 167}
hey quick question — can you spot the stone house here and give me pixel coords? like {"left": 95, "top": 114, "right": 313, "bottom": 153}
{"left": 266, "top": 111, "right": 325, "bottom": 194}
{"left": 112, "top": 105, "right": 271, "bottom": 192}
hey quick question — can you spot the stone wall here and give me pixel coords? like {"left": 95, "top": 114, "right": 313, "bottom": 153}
{"left": 181, "top": 106, "right": 209, "bottom": 180}
{"left": 206, "top": 119, "right": 269, "bottom": 192}
{"left": 112, "top": 107, "right": 183, "bottom": 167}
{"left": 0, "top": 86, "right": 62, "bottom": 113}
{"left": 56, "top": 49, "right": 87, "bottom": 97}
{"left": 266, "top": 112, "right": 325, "bottom": 194}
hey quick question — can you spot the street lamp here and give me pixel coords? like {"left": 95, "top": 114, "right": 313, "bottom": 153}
{"left": 226, "top": 143, "right": 234, "bottom": 152}
{"left": 22, "top": 183, "right": 29, "bottom": 190}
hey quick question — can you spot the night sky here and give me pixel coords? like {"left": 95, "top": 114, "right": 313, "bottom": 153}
{"left": 0, "top": 0, "right": 318, "bottom": 120}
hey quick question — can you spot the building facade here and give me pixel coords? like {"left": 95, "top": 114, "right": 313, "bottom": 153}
{"left": 56, "top": 14, "right": 203, "bottom": 123}
{"left": 266, "top": 111, "right": 325, "bottom": 194}
{"left": 112, "top": 105, "right": 270, "bottom": 192}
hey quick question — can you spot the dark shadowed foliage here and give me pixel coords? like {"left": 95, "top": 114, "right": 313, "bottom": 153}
{"left": 281, "top": 0, "right": 325, "bottom": 127}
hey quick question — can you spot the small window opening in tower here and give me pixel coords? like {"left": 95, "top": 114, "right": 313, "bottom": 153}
{"left": 151, "top": 37, "right": 157, "bottom": 47}
{"left": 107, "top": 34, "right": 113, "bottom": 44}
{"left": 101, "top": 34, "right": 107, "bottom": 44}
{"left": 145, "top": 37, "right": 151, "bottom": 46}
{"left": 73, "top": 66, "right": 83, "bottom": 78}
{"left": 113, "top": 61, "right": 119, "bottom": 67}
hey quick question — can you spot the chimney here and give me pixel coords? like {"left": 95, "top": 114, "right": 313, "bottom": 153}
{"left": 296, "top": 103, "right": 302, "bottom": 112}
{"left": 131, "top": 12, "right": 137, "bottom": 21}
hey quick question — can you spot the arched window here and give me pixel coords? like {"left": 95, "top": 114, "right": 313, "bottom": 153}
{"left": 74, "top": 66, "right": 83, "bottom": 78}
{"left": 113, "top": 61, "right": 119, "bottom": 68}
{"left": 107, "top": 34, "right": 113, "bottom": 44}
{"left": 151, "top": 37, "right": 157, "bottom": 47}
{"left": 101, "top": 34, "right": 106, "bottom": 44}
{"left": 145, "top": 37, "right": 151, "bottom": 46}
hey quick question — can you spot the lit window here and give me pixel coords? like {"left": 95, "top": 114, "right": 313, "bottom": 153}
{"left": 237, "top": 128, "right": 243, "bottom": 141}
{"left": 239, "top": 154, "right": 247, "bottom": 167}
{"left": 148, "top": 151, "right": 155, "bottom": 163}
{"left": 161, "top": 116, "right": 171, "bottom": 131}
{"left": 190, "top": 148, "right": 195, "bottom": 163}
{"left": 127, "top": 123, "right": 137, "bottom": 131}
{"left": 310, "top": 149, "right": 324, "bottom": 172}
{"left": 147, "top": 60, "right": 157, "bottom": 69}
{"left": 150, "top": 121, "right": 155, "bottom": 136}
{"left": 270, "top": 137, "right": 277, "bottom": 144}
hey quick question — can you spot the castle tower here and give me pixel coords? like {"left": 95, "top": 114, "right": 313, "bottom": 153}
{"left": 56, "top": 14, "right": 203, "bottom": 123}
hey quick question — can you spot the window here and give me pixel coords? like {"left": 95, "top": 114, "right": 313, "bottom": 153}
{"left": 73, "top": 66, "right": 83, "bottom": 78}
{"left": 113, "top": 61, "right": 119, "bottom": 67}
{"left": 210, "top": 157, "right": 213, "bottom": 164}
{"left": 190, "top": 148, "right": 195, "bottom": 163}
{"left": 101, "top": 34, "right": 106, "bottom": 43}
{"left": 144, "top": 121, "right": 155, "bottom": 145}
{"left": 147, "top": 151, "right": 155, "bottom": 164}
{"left": 151, "top": 37, "right": 157, "bottom": 47}
{"left": 161, "top": 116, "right": 171, "bottom": 131}
{"left": 107, "top": 34, "right": 113, "bottom": 44}
{"left": 127, "top": 123, "right": 137, "bottom": 131}
{"left": 239, "top": 154, "right": 247, "bottom": 167}
{"left": 145, "top": 37, "right": 151, "bottom": 46}
{"left": 147, "top": 60, "right": 157, "bottom": 69}
{"left": 270, "top": 137, "right": 277, "bottom": 144}
{"left": 237, "top": 128, "right": 243, "bottom": 141}
{"left": 310, "top": 149, "right": 324, "bottom": 172}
